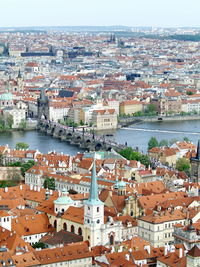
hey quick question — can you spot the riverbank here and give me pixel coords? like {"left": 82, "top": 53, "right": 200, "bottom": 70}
{"left": 118, "top": 114, "right": 200, "bottom": 127}
{"left": 0, "top": 126, "right": 36, "bottom": 133}
{"left": 0, "top": 120, "right": 200, "bottom": 155}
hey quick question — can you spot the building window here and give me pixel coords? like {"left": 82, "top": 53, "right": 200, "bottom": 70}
{"left": 71, "top": 225, "right": 75, "bottom": 233}
{"left": 97, "top": 207, "right": 99, "bottom": 212}
{"left": 97, "top": 219, "right": 100, "bottom": 224}
{"left": 63, "top": 223, "right": 67, "bottom": 231}
{"left": 78, "top": 227, "right": 82, "bottom": 235}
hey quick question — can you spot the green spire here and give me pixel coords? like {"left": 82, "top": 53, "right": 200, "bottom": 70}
{"left": 89, "top": 159, "right": 99, "bottom": 201}
{"left": 85, "top": 157, "right": 103, "bottom": 205}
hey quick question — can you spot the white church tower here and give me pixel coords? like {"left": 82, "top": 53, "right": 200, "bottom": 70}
{"left": 84, "top": 158, "right": 104, "bottom": 247}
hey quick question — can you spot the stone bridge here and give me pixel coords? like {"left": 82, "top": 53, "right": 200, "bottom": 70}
{"left": 37, "top": 120, "right": 127, "bottom": 152}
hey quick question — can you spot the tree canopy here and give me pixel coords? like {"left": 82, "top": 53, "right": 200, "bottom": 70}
{"left": 21, "top": 160, "right": 35, "bottom": 176}
{"left": 43, "top": 176, "right": 55, "bottom": 190}
{"left": 176, "top": 158, "right": 190, "bottom": 172}
{"left": 148, "top": 137, "right": 159, "bottom": 150}
{"left": 15, "top": 142, "right": 29, "bottom": 150}
{"left": 120, "top": 147, "right": 151, "bottom": 167}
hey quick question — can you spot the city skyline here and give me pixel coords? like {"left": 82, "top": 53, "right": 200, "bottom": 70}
{"left": 1, "top": 0, "right": 200, "bottom": 28}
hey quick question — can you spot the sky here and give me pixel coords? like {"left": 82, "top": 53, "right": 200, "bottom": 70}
{"left": 0, "top": 0, "right": 199, "bottom": 28}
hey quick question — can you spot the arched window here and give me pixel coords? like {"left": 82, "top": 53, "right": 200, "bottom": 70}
{"left": 130, "top": 211, "right": 134, "bottom": 216}
{"left": 54, "top": 220, "right": 57, "bottom": 228}
{"left": 71, "top": 225, "right": 75, "bottom": 233}
{"left": 110, "top": 235, "right": 114, "bottom": 245}
{"left": 63, "top": 223, "right": 67, "bottom": 231}
{"left": 78, "top": 227, "right": 82, "bottom": 236}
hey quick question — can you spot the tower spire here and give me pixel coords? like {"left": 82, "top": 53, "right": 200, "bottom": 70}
{"left": 196, "top": 140, "right": 200, "bottom": 160}
{"left": 88, "top": 158, "right": 100, "bottom": 202}
{"left": 17, "top": 69, "right": 22, "bottom": 79}
{"left": 85, "top": 155, "right": 103, "bottom": 204}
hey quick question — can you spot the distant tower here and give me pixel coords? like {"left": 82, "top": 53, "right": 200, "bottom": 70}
{"left": 37, "top": 88, "right": 49, "bottom": 120}
{"left": 190, "top": 140, "right": 200, "bottom": 183}
{"left": 16, "top": 69, "right": 24, "bottom": 91}
{"left": 84, "top": 158, "right": 104, "bottom": 247}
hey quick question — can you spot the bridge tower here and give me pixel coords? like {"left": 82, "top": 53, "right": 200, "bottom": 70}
{"left": 37, "top": 88, "right": 49, "bottom": 120}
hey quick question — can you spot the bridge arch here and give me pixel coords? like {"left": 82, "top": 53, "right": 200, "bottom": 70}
{"left": 51, "top": 127, "right": 56, "bottom": 134}
{"left": 75, "top": 135, "right": 82, "bottom": 141}
{"left": 95, "top": 143, "right": 103, "bottom": 151}
{"left": 58, "top": 129, "right": 64, "bottom": 136}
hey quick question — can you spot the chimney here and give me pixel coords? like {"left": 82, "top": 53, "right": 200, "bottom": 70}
{"left": 45, "top": 191, "right": 50, "bottom": 200}
{"left": 30, "top": 184, "right": 33, "bottom": 190}
{"left": 137, "top": 161, "right": 141, "bottom": 168}
{"left": 37, "top": 187, "right": 40, "bottom": 192}
{"left": 49, "top": 190, "right": 53, "bottom": 195}
{"left": 4, "top": 187, "right": 8, "bottom": 193}
{"left": 125, "top": 254, "right": 130, "bottom": 261}
{"left": 164, "top": 245, "right": 168, "bottom": 256}
{"left": 20, "top": 185, "right": 23, "bottom": 190}
{"left": 179, "top": 248, "right": 183, "bottom": 258}
{"left": 34, "top": 186, "right": 37, "bottom": 191}
{"left": 144, "top": 245, "right": 151, "bottom": 254}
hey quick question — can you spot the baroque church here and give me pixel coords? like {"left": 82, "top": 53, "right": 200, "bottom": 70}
{"left": 47, "top": 159, "right": 123, "bottom": 247}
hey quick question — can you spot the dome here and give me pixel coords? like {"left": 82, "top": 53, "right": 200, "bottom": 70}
{"left": 54, "top": 188, "right": 74, "bottom": 205}
{"left": 0, "top": 92, "right": 13, "bottom": 101}
{"left": 118, "top": 180, "right": 126, "bottom": 189}
{"left": 115, "top": 179, "right": 126, "bottom": 189}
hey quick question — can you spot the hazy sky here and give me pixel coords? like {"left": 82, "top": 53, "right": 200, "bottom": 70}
{"left": 1, "top": 0, "right": 199, "bottom": 28}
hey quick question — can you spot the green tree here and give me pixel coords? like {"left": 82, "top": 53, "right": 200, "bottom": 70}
{"left": 159, "top": 139, "right": 169, "bottom": 147}
{"left": 80, "top": 120, "right": 84, "bottom": 126}
{"left": 0, "top": 180, "right": 18, "bottom": 188}
{"left": 183, "top": 137, "right": 190, "bottom": 142}
{"left": 120, "top": 147, "right": 151, "bottom": 167}
{"left": 15, "top": 142, "right": 29, "bottom": 150}
{"left": 32, "top": 242, "right": 46, "bottom": 249}
{"left": 186, "top": 91, "right": 193, "bottom": 95}
{"left": 6, "top": 114, "right": 13, "bottom": 129}
{"left": 146, "top": 104, "right": 157, "bottom": 115}
{"left": 148, "top": 137, "right": 159, "bottom": 150}
{"left": 7, "top": 161, "right": 22, "bottom": 167}
{"left": 19, "top": 119, "right": 27, "bottom": 130}
{"left": 21, "top": 160, "right": 35, "bottom": 176}
{"left": 43, "top": 176, "right": 55, "bottom": 190}
{"left": 0, "top": 153, "right": 4, "bottom": 166}
{"left": 176, "top": 158, "right": 190, "bottom": 172}
{"left": 169, "top": 138, "right": 179, "bottom": 146}
{"left": 0, "top": 114, "right": 5, "bottom": 130}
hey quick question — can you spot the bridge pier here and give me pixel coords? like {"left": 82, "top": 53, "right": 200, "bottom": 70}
{"left": 37, "top": 121, "right": 126, "bottom": 152}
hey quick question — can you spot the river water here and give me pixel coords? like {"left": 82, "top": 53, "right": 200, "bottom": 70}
{"left": 0, "top": 120, "right": 200, "bottom": 155}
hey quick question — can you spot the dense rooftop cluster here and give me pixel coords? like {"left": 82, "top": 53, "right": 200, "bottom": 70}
{"left": 0, "top": 30, "right": 200, "bottom": 266}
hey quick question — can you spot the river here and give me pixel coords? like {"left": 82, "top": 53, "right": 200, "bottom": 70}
{"left": 0, "top": 120, "right": 200, "bottom": 155}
